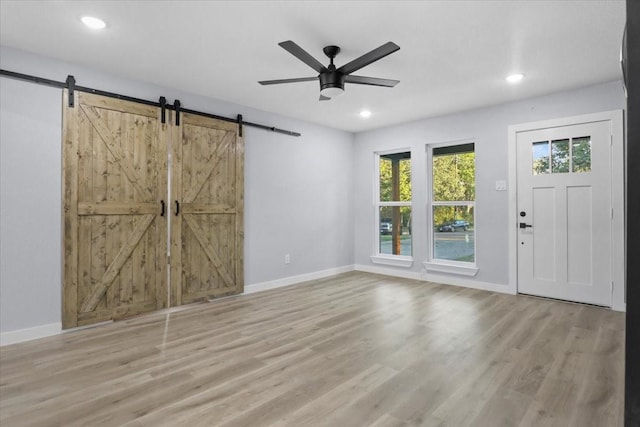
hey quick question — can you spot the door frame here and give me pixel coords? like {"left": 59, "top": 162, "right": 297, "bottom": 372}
{"left": 507, "top": 110, "right": 625, "bottom": 311}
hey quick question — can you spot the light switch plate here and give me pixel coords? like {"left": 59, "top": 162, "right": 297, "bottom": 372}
{"left": 495, "top": 180, "right": 507, "bottom": 191}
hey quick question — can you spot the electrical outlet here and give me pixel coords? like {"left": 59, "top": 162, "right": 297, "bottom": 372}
{"left": 284, "top": 254, "right": 290, "bottom": 264}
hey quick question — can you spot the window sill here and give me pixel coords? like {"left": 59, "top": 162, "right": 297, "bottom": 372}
{"left": 423, "top": 261, "right": 478, "bottom": 277}
{"left": 371, "top": 255, "right": 414, "bottom": 268}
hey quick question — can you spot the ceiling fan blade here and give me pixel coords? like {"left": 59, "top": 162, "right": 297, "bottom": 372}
{"left": 319, "top": 94, "right": 331, "bottom": 101}
{"left": 345, "top": 75, "right": 399, "bottom": 87}
{"left": 279, "top": 41, "right": 328, "bottom": 73}
{"left": 258, "top": 77, "right": 318, "bottom": 85}
{"left": 337, "top": 42, "right": 400, "bottom": 75}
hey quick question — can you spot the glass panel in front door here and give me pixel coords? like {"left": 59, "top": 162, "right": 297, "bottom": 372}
{"left": 532, "top": 141, "right": 549, "bottom": 174}
{"left": 551, "top": 139, "right": 569, "bottom": 173}
{"left": 572, "top": 136, "right": 591, "bottom": 172}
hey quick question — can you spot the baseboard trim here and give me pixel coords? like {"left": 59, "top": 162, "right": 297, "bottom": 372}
{"left": 244, "top": 265, "right": 356, "bottom": 294}
{"left": 354, "top": 264, "right": 421, "bottom": 281}
{"left": 1, "top": 322, "right": 62, "bottom": 346}
{"left": 423, "top": 272, "right": 515, "bottom": 295}
{"left": 354, "top": 264, "right": 514, "bottom": 295}
{"left": 612, "top": 301, "right": 626, "bottom": 312}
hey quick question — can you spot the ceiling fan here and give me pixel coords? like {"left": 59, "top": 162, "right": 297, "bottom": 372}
{"left": 259, "top": 40, "right": 400, "bottom": 100}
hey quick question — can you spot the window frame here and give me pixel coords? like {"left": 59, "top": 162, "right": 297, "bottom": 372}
{"left": 371, "top": 148, "right": 413, "bottom": 267}
{"left": 425, "top": 141, "right": 478, "bottom": 276}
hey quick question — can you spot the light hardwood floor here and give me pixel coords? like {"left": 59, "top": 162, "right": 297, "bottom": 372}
{"left": 0, "top": 272, "right": 625, "bottom": 426}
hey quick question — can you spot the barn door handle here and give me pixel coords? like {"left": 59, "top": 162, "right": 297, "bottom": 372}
{"left": 519, "top": 222, "right": 532, "bottom": 229}
{"left": 160, "top": 200, "right": 165, "bottom": 217}
{"left": 175, "top": 200, "right": 180, "bottom": 216}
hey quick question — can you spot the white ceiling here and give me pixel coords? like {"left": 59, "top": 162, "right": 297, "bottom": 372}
{"left": 0, "top": 1, "right": 626, "bottom": 133}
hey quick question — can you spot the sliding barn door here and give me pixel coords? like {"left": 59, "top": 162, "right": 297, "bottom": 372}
{"left": 62, "top": 91, "right": 168, "bottom": 328}
{"left": 170, "top": 113, "right": 244, "bottom": 306}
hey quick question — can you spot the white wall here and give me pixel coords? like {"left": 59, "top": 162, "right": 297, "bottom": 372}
{"left": 0, "top": 47, "right": 354, "bottom": 342}
{"left": 353, "top": 80, "right": 625, "bottom": 290}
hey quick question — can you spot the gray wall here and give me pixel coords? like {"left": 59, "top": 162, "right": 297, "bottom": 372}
{"left": 353, "top": 80, "right": 625, "bottom": 286}
{"left": 0, "top": 46, "right": 354, "bottom": 334}
{"left": 0, "top": 76, "right": 63, "bottom": 332}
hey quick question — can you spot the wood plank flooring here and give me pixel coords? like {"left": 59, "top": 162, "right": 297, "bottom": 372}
{"left": 0, "top": 272, "right": 625, "bottom": 426}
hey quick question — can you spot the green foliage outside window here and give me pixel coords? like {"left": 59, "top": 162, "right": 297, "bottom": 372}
{"left": 379, "top": 158, "right": 411, "bottom": 202}
{"left": 432, "top": 151, "right": 475, "bottom": 226}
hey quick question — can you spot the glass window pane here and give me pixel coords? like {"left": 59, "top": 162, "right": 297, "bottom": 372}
{"left": 379, "top": 206, "right": 412, "bottom": 256}
{"left": 399, "top": 158, "right": 411, "bottom": 202}
{"left": 379, "top": 157, "right": 392, "bottom": 202}
{"left": 551, "top": 139, "right": 569, "bottom": 173}
{"left": 379, "top": 152, "right": 411, "bottom": 202}
{"left": 572, "top": 136, "right": 591, "bottom": 172}
{"left": 433, "top": 205, "right": 474, "bottom": 262}
{"left": 433, "top": 151, "right": 475, "bottom": 201}
{"left": 532, "top": 141, "right": 549, "bottom": 175}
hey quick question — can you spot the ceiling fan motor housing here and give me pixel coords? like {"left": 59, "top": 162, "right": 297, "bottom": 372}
{"left": 320, "top": 72, "right": 345, "bottom": 91}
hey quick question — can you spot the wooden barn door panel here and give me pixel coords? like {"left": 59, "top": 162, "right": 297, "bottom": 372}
{"left": 63, "top": 91, "right": 167, "bottom": 328}
{"left": 171, "top": 113, "right": 244, "bottom": 306}
{"left": 63, "top": 92, "right": 244, "bottom": 327}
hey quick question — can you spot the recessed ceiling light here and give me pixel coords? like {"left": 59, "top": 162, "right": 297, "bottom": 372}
{"left": 81, "top": 16, "right": 106, "bottom": 30}
{"left": 506, "top": 73, "right": 524, "bottom": 83}
{"left": 360, "top": 110, "right": 372, "bottom": 118}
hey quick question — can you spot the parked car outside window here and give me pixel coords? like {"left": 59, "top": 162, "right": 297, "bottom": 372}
{"left": 438, "top": 220, "right": 470, "bottom": 232}
{"left": 380, "top": 222, "right": 392, "bottom": 235}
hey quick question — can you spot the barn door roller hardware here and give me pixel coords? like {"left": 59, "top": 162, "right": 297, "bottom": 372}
{"left": 66, "top": 75, "right": 76, "bottom": 107}
{"left": 173, "top": 100, "right": 181, "bottom": 126}
{"left": 159, "top": 96, "right": 167, "bottom": 124}
{"left": 0, "top": 69, "right": 301, "bottom": 137}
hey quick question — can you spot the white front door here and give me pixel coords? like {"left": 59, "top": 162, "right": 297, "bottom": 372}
{"left": 516, "top": 120, "right": 612, "bottom": 306}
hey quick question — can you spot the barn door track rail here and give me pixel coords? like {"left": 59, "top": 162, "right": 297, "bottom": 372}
{"left": 0, "top": 69, "right": 301, "bottom": 137}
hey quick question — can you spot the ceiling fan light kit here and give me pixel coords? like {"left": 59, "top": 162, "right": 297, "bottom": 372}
{"left": 259, "top": 40, "right": 400, "bottom": 100}
{"left": 319, "top": 73, "right": 345, "bottom": 98}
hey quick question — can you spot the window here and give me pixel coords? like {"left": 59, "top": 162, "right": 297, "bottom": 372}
{"left": 374, "top": 150, "right": 412, "bottom": 262}
{"left": 532, "top": 136, "right": 591, "bottom": 175}
{"left": 430, "top": 143, "right": 475, "bottom": 265}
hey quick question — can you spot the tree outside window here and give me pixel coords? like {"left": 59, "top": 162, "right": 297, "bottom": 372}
{"left": 377, "top": 151, "right": 411, "bottom": 257}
